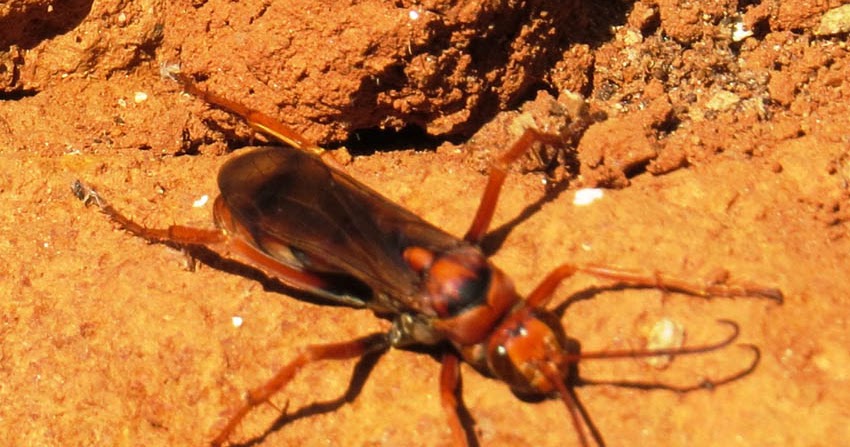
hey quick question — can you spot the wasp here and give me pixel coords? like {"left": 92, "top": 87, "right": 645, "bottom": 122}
{"left": 73, "top": 71, "right": 782, "bottom": 446}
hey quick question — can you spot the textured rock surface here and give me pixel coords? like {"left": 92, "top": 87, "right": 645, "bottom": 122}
{"left": 2, "top": 1, "right": 849, "bottom": 446}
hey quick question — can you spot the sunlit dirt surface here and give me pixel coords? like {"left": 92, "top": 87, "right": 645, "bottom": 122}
{"left": 1, "top": 1, "right": 849, "bottom": 446}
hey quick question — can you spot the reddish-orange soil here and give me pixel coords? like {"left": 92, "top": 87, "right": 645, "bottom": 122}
{"left": 2, "top": 1, "right": 849, "bottom": 446}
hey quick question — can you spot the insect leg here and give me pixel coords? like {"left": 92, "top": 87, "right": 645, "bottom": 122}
{"left": 463, "top": 128, "right": 562, "bottom": 244}
{"left": 211, "top": 333, "right": 389, "bottom": 447}
{"left": 171, "top": 72, "right": 334, "bottom": 162}
{"left": 73, "top": 180, "right": 334, "bottom": 292}
{"left": 439, "top": 352, "right": 469, "bottom": 447}
{"left": 73, "top": 180, "right": 226, "bottom": 245}
{"left": 526, "top": 263, "right": 783, "bottom": 308}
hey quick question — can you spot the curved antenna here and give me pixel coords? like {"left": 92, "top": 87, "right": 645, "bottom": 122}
{"left": 557, "top": 319, "right": 740, "bottom": 364}
{"left": 578, "top": 344, "right": 761, "bottom": 392}
{"left": 538, "top": 322, "right": 757, "bottom": 447}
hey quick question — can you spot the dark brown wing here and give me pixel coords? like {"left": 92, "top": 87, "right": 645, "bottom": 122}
{"left": 216, "top": 146, "right": 468, "bottom": 313}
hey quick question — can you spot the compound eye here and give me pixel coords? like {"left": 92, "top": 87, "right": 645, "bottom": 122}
{"left": 486, "top": 308, "right": 568, "bottom": 395}
{"left": 487, "top": 330, "right": 532, "bottom": 393}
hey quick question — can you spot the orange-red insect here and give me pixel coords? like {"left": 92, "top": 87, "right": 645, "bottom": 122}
{"left": 74, "top": 72, "right": 782, "bottom": 446}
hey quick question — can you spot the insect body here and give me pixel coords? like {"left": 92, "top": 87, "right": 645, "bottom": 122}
{"left": 74, "top": 73, "right": 782, "bottom": 447}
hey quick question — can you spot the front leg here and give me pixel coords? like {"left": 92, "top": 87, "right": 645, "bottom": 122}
{"left": 525, "top": 263, "right": 783, "bottom": 308}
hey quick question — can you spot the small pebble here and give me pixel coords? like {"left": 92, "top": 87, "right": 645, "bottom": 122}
{"left": 815, "top": 4, "right": 850, "bottom": 36}
{"left": 645, "top": 318, "right": 685, "bottom": 369}
{"left": 193, "top": 195, "right": 209, "bottom": 208}
{"left": 573, "top": 188, "right": 604, "bottom": 206}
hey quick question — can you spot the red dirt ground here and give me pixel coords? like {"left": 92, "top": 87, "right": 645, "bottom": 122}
{"left": 1, "top": 1, "right": 849, "bottom": 446}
